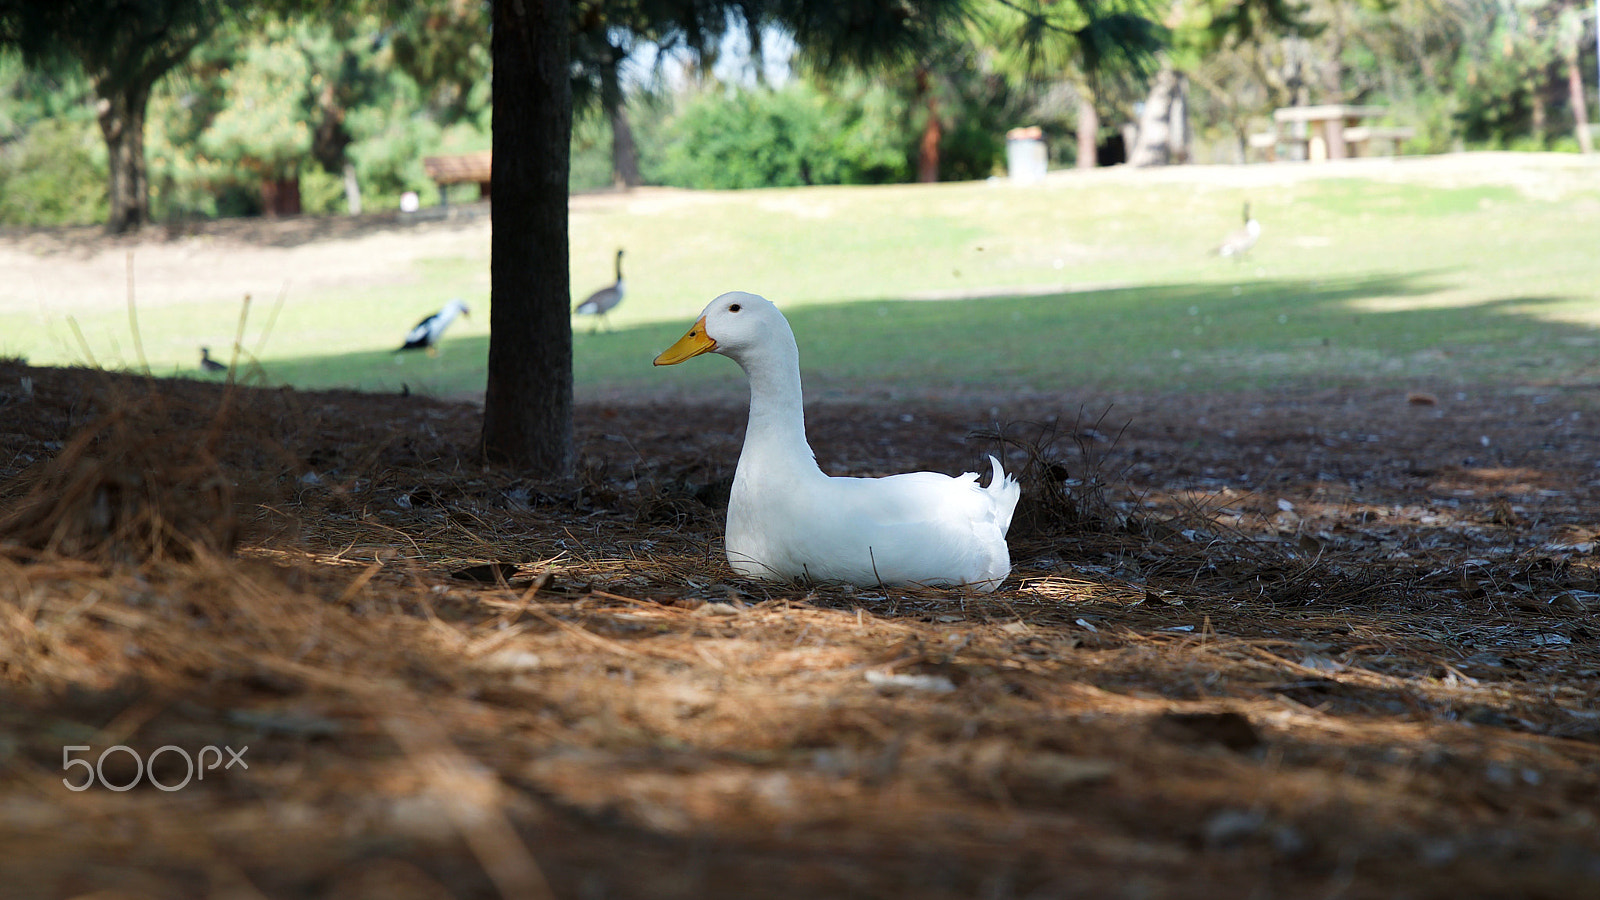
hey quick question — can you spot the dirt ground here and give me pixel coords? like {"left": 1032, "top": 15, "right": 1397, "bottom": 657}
{"left": 2, "top": 174, "right": 1599, "bottom": 898}
{"left": 1, "top": 350, "right": 1597, "bottom": 899}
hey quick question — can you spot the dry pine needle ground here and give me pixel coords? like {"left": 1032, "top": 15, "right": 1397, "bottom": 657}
{"left": 1, "top": 358, "right": 1598, "bottom": 899}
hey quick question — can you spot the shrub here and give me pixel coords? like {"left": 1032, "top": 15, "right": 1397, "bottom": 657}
{"left": 649, "top": 85, "right": 836, "bottom": 189}
{"left": 0, "top": 117, "right": 107, "bottom": 226}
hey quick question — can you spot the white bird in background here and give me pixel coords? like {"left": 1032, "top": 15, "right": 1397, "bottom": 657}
{"left": 653, "top": 291, "right": 1021, "bottom": 592}
{"left": 574, "top": 249, "right": 626, "bottom": 333}
{"left": 397, "top": 297, "right": 470, "bottom": 355}
{"left": 199, "top": 346, "right": 227, "bottom": 372}
{"left": 1216, "top": 202, "right": 1261, "bottom": 259}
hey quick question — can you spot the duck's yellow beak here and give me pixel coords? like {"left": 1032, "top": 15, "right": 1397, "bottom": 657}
{"left": 653, "top": 316, "right": 716, "bottom": 366}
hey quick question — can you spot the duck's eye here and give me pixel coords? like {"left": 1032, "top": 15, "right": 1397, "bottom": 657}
{"left": 729, "top": 303, "right": 742, "bottom": 313}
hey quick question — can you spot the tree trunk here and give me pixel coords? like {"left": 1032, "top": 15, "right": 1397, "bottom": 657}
{"left": 481, "top": 0, "right": 574, "bottom": 477}
{"left": 1569, "top": 57, "right": 1593, "bottom": 154}
{"left": 1076, "top": 95, "right": 1098, "bottom": 170}
{"left": 260, "top": 176, "right": 302, "bottom": 217}
{"left": 600, "top": 58, "right": 642, "bottom": 188}
{"left": 342, "top": 162, "right": 363, "bottom": 215}
{"left": 95, "top": 79, "right": 152, "bottom": 235}
{"left": 1127, "top": 67, "right": 1177, "bottom": 167}
{"left": 1168, "top": 73, "right": 1191, "bottom": 164}
{"left": 1531, "top": 85, "right": 1547, "bottom": 145}
{"left": 916, "top": 67, "right": 941, "bottom": 183}
{"left": 611, "top": 102, "right": 642, "bottom": 188}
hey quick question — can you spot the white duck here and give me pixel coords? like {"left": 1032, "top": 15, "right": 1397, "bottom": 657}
{"left": 654, "top": 291, "right": 1020, "bottom": 592}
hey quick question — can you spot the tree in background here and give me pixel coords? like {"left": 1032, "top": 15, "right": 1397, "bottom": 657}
{"left": 388, "top": 0, "right": 492, "bottom": 129}
{"left": 194, "top": 28, "right": 316, "bottom": 216}
{"left": 1449, "top": 0, "right": 1595, "bottom": 151}
{"left": 1557, "top": 2, "right": 1593, "bottom": 153}
{"left": 570, "top": 2, "right": 649, "bottom": 187}
{"left": 0, "top": 0, "right": 229, "bottom": 233}
{"left": 146, "top": 5, "right": 490, "bottom": 221}
{"left": 981, "top": 0, "right": 1166, "bottom": 169}
{"left": 0, "top": 52, "right": 105, "bottom": 225}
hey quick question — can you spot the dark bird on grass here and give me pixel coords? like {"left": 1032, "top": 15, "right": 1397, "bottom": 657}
{"left": 397, "top": 297, "right": 470, "bottom": 356}
{"left": 1215, "top": 203, "right": 1260, "bottom": 259}
{"left": 200, "top": 347, "right": 227, "bottom": 372}
{"left": 574, "top": 248, "right": 625, "bottom": 333}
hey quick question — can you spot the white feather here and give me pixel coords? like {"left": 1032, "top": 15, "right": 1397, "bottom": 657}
{"left": 655, "top": 292, "right": 1020, "bottom": 592}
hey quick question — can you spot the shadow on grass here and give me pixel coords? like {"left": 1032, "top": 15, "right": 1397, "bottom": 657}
{"left": 248, "top": 272, "right": 1595, "bottom": 401}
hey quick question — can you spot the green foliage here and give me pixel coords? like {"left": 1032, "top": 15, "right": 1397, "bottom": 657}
{"left": 647, "top": 76, "right": 974, "bottom": 189}
{"left": 6, "top": 0, "right": 1596, "bottom": 231}
{"left": 645, "top": 60, "right": 1028, "bottom": 190}
{"left": 0, "top": 0, "right": 227, "bottom": 84}
{"left": 344, "top": 95, "right": 444, "bottom": 209}
{"left": 1453, "top": 13, "right": 1560, "bottom": 146}
{"left": 0, "top": 0, "right": 243, "bottom": 230}
{"left": 569, "top": 105, "right": 621, "bottom": 192}
{"left": 815, "top": 76, "right": 916, "bottom": 182}
{"left": 0, "top": 116, "right": 106, "bottom": 224}
{"left": 0, "top": 49, "right": 93, "bottom": 137}
{"left": 773, "top": 0, "right": 981, "bottom": 71}
{"left": 387, "top": 0, "right": 490, "bottom": 126}
{"left": 144, "top": 14, "right": 474, "bottom": 218}
{"left": 0, "top": 49, "right": 107, "bottom": 225}
{"left": 1183, "top": 0, "right": 1322, "bottom": 55}
{"left": 197, "top": 33, "right": 314, "bottom": 179}
{"left": 649, "top": 85, "right": 835, "bottom": 188}
{"left": 978, "top": 0, "right": 1167, "bottom": 89}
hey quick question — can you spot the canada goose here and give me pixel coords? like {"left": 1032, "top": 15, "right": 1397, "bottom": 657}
{"left": 574, "top": 249, "right": 626, "bottom": 333}
{"left": 1216, "top": 203, "right": 1261, "bottom": 259}
{"left": 199, "top": 347, "right": 227, "bottom": 372}
{"left": 397, "top": 297, "right": 470, "bottom": 356}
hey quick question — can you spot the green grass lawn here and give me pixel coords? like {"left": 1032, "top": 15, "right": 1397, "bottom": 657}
{"left": 7, "top": 154, "right": 1600, "bottom": 402}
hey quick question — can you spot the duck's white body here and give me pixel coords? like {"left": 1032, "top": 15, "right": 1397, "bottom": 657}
{"left": 655, "top": 292, "right": 1020, "bottom": 592}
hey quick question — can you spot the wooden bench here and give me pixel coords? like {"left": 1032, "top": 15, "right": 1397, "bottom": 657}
{"left": 1248, "top": 130, "right": 1307, "bottom": 162}
{"left": 1249, "top": 117, "right": 1413, "bottom": 162}
{"left": 1273, "top": 105, "right": 1389, "bottom": 160}
{"left": 1341, "top": 125, "right": 1416, "bottom": 157}
{"left": 422, "top": 151, "right": 492, "bottom": 205}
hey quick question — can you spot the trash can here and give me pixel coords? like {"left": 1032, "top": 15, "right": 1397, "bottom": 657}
{"left": 1006, "top": 126, "right": 1048, "bottom": 184}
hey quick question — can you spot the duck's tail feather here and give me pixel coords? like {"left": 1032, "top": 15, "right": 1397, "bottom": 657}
{"left": 985, "top": 455, "right": 1022, "bottom": 536}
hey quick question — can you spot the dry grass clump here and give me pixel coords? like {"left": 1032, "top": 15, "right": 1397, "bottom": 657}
{"left": 0, "top": 382, "right": 237, "bottom": 564}
{"left": 976, "top": 408, "right": 1129, "bottom": 538}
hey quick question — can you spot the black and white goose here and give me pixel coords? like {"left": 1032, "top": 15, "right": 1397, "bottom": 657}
{"left": 397, "top": 297, "right": 470, "bottom": 355}
{"left": 1216, "top": 203, "right": 1261, "bottom": 259}
{"left": 574, "top": 249, "right": 625, "bottom": 333}
{"left": 199, "top": 346, "right": 227, "bottom": 372}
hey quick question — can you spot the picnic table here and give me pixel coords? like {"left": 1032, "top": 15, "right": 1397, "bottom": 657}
{"left": 1254, "top": 105, "right": 1414, "bottom": 162}
{"left": 422, "top": 151, "right": 492, "bottom": 204}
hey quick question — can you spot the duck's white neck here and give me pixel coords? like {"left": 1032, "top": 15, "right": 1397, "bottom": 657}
{"left": 729, "top": 325, "right": 820, "bottom": 477}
